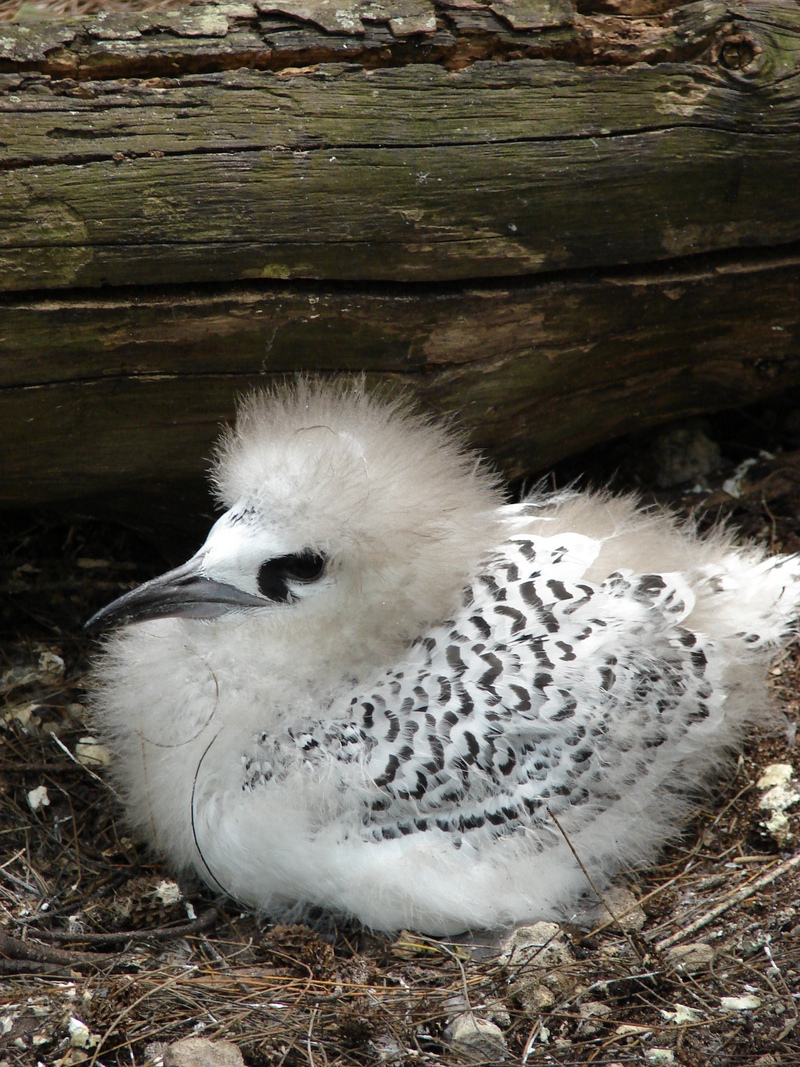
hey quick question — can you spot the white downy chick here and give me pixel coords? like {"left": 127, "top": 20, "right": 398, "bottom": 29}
{"left": 87, "top": 380, "right": 800, "bottom": 934}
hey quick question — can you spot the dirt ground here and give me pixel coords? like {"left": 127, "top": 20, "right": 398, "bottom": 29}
{"left": 1, "top": 396, "right": 800, "bottom": 1067}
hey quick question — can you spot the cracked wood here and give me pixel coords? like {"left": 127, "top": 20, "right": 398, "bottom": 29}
{"left": 0, "top": 0, "right": 798, "bottom": 520}
{"left": 1, "top": 0, "right": 798, "bottom": 288}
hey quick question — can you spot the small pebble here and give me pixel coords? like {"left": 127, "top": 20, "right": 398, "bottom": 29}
{"left": 155, "top": 879, "right": 183, "bottom": 906}
{"left": 68, "top": 1016, "right": 98, "bottom": 1049}
{"left": 757, "top": 763, "right": 794, "bottom": 789}
{"left": 444, "top": 1015, "right": 507, "bottom": 1061}
{"left": 75, "top": 737, "right": 113, "bottom": 768}
{"left": 602, "top": 886, "right": 646, "bottom": 931}
{"left": 27, "top": 784, "right": 50, "bottom": 812}
{"left": 666, "top": 942, "right": 715, "bottom": 973}
{"left": 645, "top": 1051, "right": 675, "bottom": 1066}
{"left": 163, "top": 1038, "right": 246, "bottom": 1067}
{"left": 721, "top": 994, "right": 762, "bottom": 1011}
{"left": 499, "top": 921, "right": 572, "bottom": 970}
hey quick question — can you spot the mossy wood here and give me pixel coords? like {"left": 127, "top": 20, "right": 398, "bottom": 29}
{"left": 1, "top": 0, "right": 799, "bottom": 524}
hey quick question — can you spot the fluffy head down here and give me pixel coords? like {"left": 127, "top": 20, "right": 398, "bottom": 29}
{"left": 208, "top": 379, "right": 504, "bottom": 639}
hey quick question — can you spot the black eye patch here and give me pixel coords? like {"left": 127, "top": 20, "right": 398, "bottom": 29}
{"left": 257, "top": 551, "right": 327, "bottom": 602}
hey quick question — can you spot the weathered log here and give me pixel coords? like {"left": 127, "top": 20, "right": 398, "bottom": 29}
{"left": 1, "top": 0, "right": 799, "bottom": 523}
{"left": 3, "top": 253, "right": 799, "bottom": 504}
{"left": 2, "top": 0, "right": 799, "bottom": 288}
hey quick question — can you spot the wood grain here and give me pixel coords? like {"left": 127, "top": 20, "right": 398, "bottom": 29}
{"left": 1, "top": 1, "right": 798, "bottom": 289}
{"left": 3, "top": 251, "right": 797, "bottom": 510}
{"left": 1, "top": 0, "right": 798, "bottom": 520}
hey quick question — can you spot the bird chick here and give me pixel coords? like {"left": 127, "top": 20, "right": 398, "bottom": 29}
{"left": 87, "top": 380, "right": 800, "bottom": 934}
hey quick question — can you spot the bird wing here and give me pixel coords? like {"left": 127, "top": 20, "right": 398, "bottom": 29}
{"left": 245, "top": 534, "right": 718, "bottom": 846}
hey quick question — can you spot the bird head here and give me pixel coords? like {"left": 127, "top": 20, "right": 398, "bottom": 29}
{"left": 87, "top": 380, "right": 504, "bottom": 643}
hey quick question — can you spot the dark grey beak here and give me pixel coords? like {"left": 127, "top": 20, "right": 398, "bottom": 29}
{"left": 85, "top": 557, "right": 268, "bottom": 632}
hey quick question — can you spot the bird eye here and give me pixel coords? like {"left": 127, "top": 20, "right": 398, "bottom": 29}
{"left": 257, "top": 551, "right": 327, "bottom": 602}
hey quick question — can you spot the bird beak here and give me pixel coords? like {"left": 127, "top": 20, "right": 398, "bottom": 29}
{"left": 85, "top": 556, "right": 268, "bottom": 631}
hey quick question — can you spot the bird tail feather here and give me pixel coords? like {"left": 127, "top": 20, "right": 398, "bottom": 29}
{"left": 691, "top": 551, "right": 800, "bottom": 649}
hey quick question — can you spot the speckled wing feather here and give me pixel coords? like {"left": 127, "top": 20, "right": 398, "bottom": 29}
{"left": 243, "top": 529, "right": 720, "bottom": 846}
